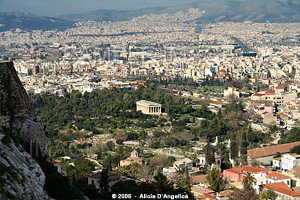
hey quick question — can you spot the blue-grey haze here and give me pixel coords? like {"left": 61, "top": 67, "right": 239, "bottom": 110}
{"left": 0, "top": 0, "right": 202, "bottom": 17}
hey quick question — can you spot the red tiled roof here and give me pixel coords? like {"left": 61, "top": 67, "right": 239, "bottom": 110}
{"left": 190, "top": 175, "right": 207, "bottom": 184}
{"left": 277, "top": 113, "right": 289, "bottom": 118}
{"left": 264, "top": 182, "right": 300, "bottom": 197}
{"left": 292, "top": 166, "right": 300, "bottom": 177}
{"left": 210, "top": 102, "right": 222, "bottom": 105}
{"left": 219, "top": 190, "right": 234, "bottom": 197}
{"left": 224, "top": 166, "right": 267, "bottom": 174}
{"left": 266, "top": 171, "right": 291, "bottom": 180}
{"left": 197, "top": 195, "right": 206, "bottom": 199}
{"left": 243, "top": 166, "right": 268, "bottom": 174}
{"left": 247, "top": 142, "right": 300, "bottom": 158}
{"left": 276, "top": 85, "right": 286, "bottom": 89}
{"left": 52, "top": 159, "right": 62, "bottom": 164}
{"left": 204, "top": 193, "right": 214, "bottom": 199}
{"left": 265, "top": 90, "right": 276, "bottom": 95}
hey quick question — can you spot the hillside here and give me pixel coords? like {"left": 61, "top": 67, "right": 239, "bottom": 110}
{"left": 0, "top": 11, "right": 74, "bottom": 32}
{"left": 60, "top": 0, "right": 300, "bottom": 23}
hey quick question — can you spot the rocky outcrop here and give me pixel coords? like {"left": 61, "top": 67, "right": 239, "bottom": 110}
{"left": 0, "top": 61, "right": 48, "bottom": 159}
{"left": 0, "top": 61, "right": 50, "bottom": 199}
{"left": 0, "top": 133, "right": 50, "bottom": 200}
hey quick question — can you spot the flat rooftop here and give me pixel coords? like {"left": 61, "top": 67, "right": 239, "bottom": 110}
{"left": 136, "top": 100, "right": 161, "bottom": 106}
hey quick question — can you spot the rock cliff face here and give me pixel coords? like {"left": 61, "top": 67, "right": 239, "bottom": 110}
{"left": 0, "top": 61, "right": 48, "bottom": 159}
{"left": 0, "top": 133, "right": 49, "bottom": 199}
{"left": 0, "top": 61, "right": 50, "bottom": 199}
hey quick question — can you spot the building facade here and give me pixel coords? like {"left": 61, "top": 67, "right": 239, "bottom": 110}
{"left": 136, "top": 100, "right": 162, "bottom": 115}
{"left": 281, "top": 153, "right": 300, "bottom": 171}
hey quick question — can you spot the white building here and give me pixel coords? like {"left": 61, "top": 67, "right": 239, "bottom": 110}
{"left": 265, "top": 171, "right": 291, "bottom": 188}
{"left": 136, "top": 100, "right": 162, "bottom": 115}
{"left": 281, "top": 153, "right": 300, "bottom": 171}
{"left": 173, "top": 158, "right": 193, "bottom": 171}
{"left": 197, "top": 154, "right": 222, "bottom": 168}
{"left": 224, "top": 86, "right": 240, "bottom": 98}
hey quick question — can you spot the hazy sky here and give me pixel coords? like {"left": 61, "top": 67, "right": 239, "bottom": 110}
{"left": 0, "top": 0, "right": 201, "bottom": 17}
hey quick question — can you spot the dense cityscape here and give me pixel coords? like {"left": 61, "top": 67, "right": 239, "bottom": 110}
{"left": 1, "top": 1, "right": 300, "bottom": 200}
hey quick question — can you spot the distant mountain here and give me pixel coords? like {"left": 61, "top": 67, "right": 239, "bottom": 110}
{"left": 60, "top": 0, "right": 300, "bottom": 23}
{"left": 0, "top": 0, "right": 299, "bottom": 32}
{"left": 0, "top": 11, "right": 74, "bottom": 32}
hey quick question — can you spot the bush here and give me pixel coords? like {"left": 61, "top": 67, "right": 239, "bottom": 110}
{"left": 39, "top": 161, "right": 84, "bottom": 199}
{"left": 1, "top": 135, "right": 11, "bottom": 144}
{"left": 116, "top": 139, "right": 124, "bottom": 145}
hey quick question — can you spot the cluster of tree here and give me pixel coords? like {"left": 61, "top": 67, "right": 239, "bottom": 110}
{"left": 290, "top": 144, "right": 300, "bottom": 155}
{"left": 99, "top": 171, "right": 193, "bottom": 200}
{"left": 279, "top": 128, "right": 300, "bottom": 144}
{"left": 206, "top": 167, "right": 224, "bottom": 192}
{"left": 39, "top": 161, "right": 90, "bottom": 199}
{"left": 229, "top": 172, "right": 260, "bottom": 200}
{"left": 195, "top": 100, "right": 271, "bottom": 168}
{"left": 200, "top": 75, "right": 252, "bottom": 89}
{"left": 62, "top": 158, "right": 96, "bottom": 183}
{"left": 117, "top": 155, "right": 176, "bottom": 180}
{"left": 32, "top": 86, "right": 192, "bottom": 137}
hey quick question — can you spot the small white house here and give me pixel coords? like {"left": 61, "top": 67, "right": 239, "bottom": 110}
{"left": 281, "top": 153, "right": 300, "bottom": 171}
{"left": 197, "top": 153, "right": 222, "bottom": 168}
{"left": 173, "top": 158, "right": 193, "bottom": 171}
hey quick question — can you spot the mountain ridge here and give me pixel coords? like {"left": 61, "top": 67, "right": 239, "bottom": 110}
{"left": 0, "top": 0, "right": 300, "bottom": 32}
{"left": 0, "top": 11, "right": 74, "bottom": 32}
{"left": 59, "top": 0, "right": 300, "bottom": 23}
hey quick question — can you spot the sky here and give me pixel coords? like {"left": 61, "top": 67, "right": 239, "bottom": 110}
{"left": 0, "top": 0, "right": 201, "bottom": 17}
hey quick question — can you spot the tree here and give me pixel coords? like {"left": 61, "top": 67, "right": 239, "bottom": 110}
{"left": 206, "top": 167, "right": 224, "bottom": 192}
{"left": 240, "top": 132, "right": 248, "bottom": 165}
{"left": 280, "top": 128, "right": 300, "bottom": 143}
{"left": 242, "top": 172, "right": 256, "bottom": 191}
{"left": 240, "top": 132, "right": 248, "bottom": 155}
{"left": 229, "top": 188, "right": 260, "bottom": 200}
{"left": 260, "top": 189, "right": 276, "bottom": 200}
{"left": 99, "top": 169, "right": 109, "bottom": 192}
{"left": 153, "top": 171, "right": 174, "bottom": 194}
{"left": 290, "top": 145, "right": 300, "bottom": 154}
{"left": 176, "top": 166, "right": 191, "bottom": 193}
{"left": 106, "top": 141, "right": 115, "bottom": 151}
{"left": 39, "top": 161, "right": 84, "bottom": 199}
{"left": 205, "top": 142, "right": 215, "bottom": 167}
{"left": 273, "top": 152, "right": 281, "bottom": 158}
{"left": 230, "top": 139, "right": 238, "bottom": 160}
